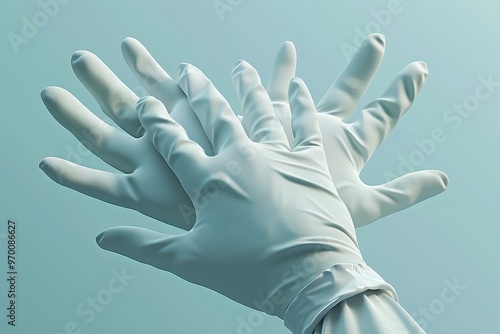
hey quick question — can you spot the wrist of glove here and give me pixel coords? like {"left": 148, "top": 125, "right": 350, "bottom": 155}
{"left": 283, "top": 263, "right": 397, "bottom": 334}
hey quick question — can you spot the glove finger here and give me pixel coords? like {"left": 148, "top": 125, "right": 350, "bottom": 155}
{"left": 137, "top": 96, "right": 207, "bottom": 189}
{"left": 367, "top": 170, "right": 449, "bottom": 225}
{"left": 232, "top": 60, "right": 288, "bottom": 147}
{"left": 177, "top": 63, "right": 248, "bottom": 154}
{"left": 122, "top": 38, "right": 213, "bottom": 156}
{"left": 38, "top": 157, "right": 139, "bottom": 208}
{"left": 316, "top": 33, "right": 385, "bottom": 121}
{"left": 71, "top": 50, "right": 144, "bottom": 137}
{"left": 289, "top": 78, "right": 323, "bottom": 151}
{"left": 96, "top": 226, "right": 183, "bottom": 273}
{"left": 267, "top": 41, "right": 297, "bottom": 145}
{"left": 41, "top": 86, "right": 137, "bottom": 173}
{"left": 267, "top": 41, "right": 297, "bottom": 104}
{"left": 121, "top": 37, "right": 186, "bottom": 112}
{"left": 349, "top": 61, "right": 428, "bottom": 167}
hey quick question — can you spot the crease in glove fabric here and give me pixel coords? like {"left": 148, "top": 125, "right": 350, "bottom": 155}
{"left": 314, "top": 290, "right": 426, "bottom": 334}
{"left": 284, "top": 263, "right": 397, "bottom": 334}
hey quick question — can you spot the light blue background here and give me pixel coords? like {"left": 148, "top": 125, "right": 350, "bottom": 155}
{"left": 1, "top": 0, "right": 498, "bottom": 333}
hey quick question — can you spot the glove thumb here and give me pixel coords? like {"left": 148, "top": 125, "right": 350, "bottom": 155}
{"left": 366, "top": 170, "right": 448, "bottom": 226}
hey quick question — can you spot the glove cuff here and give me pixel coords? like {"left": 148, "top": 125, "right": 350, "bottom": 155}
{"left": 282, "top": 263, "right": 398, "bottom": 334}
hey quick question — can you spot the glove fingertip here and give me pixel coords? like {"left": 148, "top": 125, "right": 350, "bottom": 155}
{"left": 38, "top": 157, "right": 65, "bottom": 183}
{"left": 416, "top": 61, "right": 428, "bottom": 75}
{"left": 121, "top": 36, "right": 139, "bottom": 48}
{"left": 95, "top": 231, "right": 106, "bottom": 248}
{"left": 38, "top": 158, "right": 48, "bottom": 171}
{"left": 367, "top": 33, "right": 385, "bottom": 47}
{"left": 422, "top": 170, "right": 449, "bottom": 192}
{"left": 40, "top": 86, "right": 64, "bottom": 103}
{"left": 280, "top": 40, "right": 296, "bottom": 58}
{"left": 231, "top": 59, "right": 251, "bottom": 78}
{"left": 95, "top": 226, "right": 129, "bottom": 251}
{"left": 289, "top": 77, "right": 303, "bottom": 92}
{"left": 177, "top": 62, "right": 194, "bottom": 81}
{"left": 121, "top": 37, "right": 143, "bottom": 68}
{"left": 436, "top": 170, "right": 449, "bottom": 189}
{"left": 70, "top": 50, "right": 91, "bottom": 66}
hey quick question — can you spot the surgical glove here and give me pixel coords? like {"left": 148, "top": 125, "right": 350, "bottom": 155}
{"left": 266, "top": 34, "right": 448, "bottom": 226}
{"left": 96, "top": 63, "right": 397, "bottom": 334}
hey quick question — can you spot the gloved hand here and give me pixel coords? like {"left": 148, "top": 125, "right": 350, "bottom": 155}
{"left": 263, "top": 34, "right": 448, "bottom": 226}
{"left": 96, "top": 63, "right": 397, "bottom": 334}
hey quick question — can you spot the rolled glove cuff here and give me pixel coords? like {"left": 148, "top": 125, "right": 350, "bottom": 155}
{"left": 283, "top": 263, "right": 398, "bottom": 334}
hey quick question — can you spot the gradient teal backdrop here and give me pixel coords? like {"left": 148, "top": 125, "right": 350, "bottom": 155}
{"left": 1, "top": 1, "right": 498, "bottom": 333}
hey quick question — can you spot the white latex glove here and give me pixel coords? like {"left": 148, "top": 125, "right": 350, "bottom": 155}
{"left": 265, "top": 34, "right": 448, "bottom": 226}
{"left": 96, "top": 63, "right": 397, "bottom": 334}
